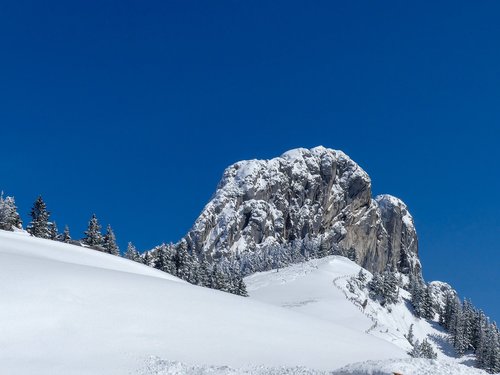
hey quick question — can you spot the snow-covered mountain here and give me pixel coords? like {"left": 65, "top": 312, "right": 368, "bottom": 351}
{"left": 184, "top": 146, "right": 420, "bottom": 276}
{"left": 1, "top": 146, "right": 495, "bottom": 374}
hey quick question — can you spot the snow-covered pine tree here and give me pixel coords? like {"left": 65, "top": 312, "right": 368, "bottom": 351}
{"left": 0, "top": 193, "right": 22, "bottom": 231}
{"left": 197, "top": 258, "right": 211, "bottom": 287}
{"left": 124, "top": 242, "right": 141, "bottom": 263}
{"left": 461, "top": 299, "right": 475, "bottom": 351}
{"left": 408, "top": 339, "right": 422, "bottom": 358}
{"left": 420, "top": 339, "right": 438, "bottom": 359}
{"left": 48, "top": 221, "right": 59, "bottom": 241}
{"left": 421, "top": 285, "right": 435, "bottom": 320}
{"left": 368, "top": 270, "right": 398, "bottom": 306}
{"left": 153, "top": 244, "right": 168, "bottom": 272}
{"left": 102, "top": 224, "right": 119, "bottom": 256}
{"left": 27, "top": 195, "right": 51, "bottom": 238}
{"left": 409, "top": 275, "right": 425, "bottom": 317}
{"left": 83, "top": 214, "right": 103, "bottom": 248}
{"left": 406, "top": 324, "right": 415, "bottom": 346}
{"left": 211, "top": 264, "right": 229, "bottom": 291}
{"left": 142, "top": 251, "right": 153, "bottom": 267}
{"left": 368, "top": 272, "right": 384, "bottom": 301}
{"left": 382, "top": 269, "right": 398, "bottom": 305}
{"left": 174, "top": 240, "right": 192, "bottom": 282}
{"left": 61, "top": 225, "right": 71, "bottom": 243}
{"left": 187, "top": 255, "right": 200, "bottom": 285}
{"left": 408, "top": 338, "right": 437, "bottom": 359}
{"left": 453, "top": 306, "right": 467, "bottom": 356}
{"left": 357, "top": 268, "right": 367, "bottom": 284}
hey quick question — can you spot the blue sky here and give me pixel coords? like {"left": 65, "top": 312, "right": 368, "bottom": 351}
{"left": 0, "top": 1, "right": 499, "bottom": 321}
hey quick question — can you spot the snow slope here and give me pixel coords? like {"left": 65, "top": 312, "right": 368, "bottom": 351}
{"left": 0, "top": 230, "right": 404, "bottom": 375}
{"left": 245, "top": 256, "right": 485, "bottom": 374}
{"left": 137, "top": 357, "right": 485, "bottom": 375}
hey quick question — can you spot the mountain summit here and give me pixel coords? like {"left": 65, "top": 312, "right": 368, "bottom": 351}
{"left": 185, "top": 146, "right": 421, "bottom": 276}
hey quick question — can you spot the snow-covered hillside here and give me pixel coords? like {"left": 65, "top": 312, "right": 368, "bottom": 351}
{"left": 245, "top": 256, "right": 485, "bottom": 373}
{"left": 0, "top": 230, "right": 406, "bottom": 375}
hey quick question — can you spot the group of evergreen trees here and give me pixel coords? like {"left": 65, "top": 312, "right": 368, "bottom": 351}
{"left": 139, "top": 241, "right": 248, "bottom": 296}
{"left": 364, "top": 268, "right": 499, "bottom": 373}
{"left": 409, "top": 276, "right": 435, "bottom": 320}
{"left": 439, "top": 292, "right": 500, "bottom": 372}
{"left": 23, "top": 196, "right": 120, "bottom": 256}
{"left": 0, "top": 193, "right": 249, "bottom": 297}
{"left": 367, "top": 269, "right": 400, "bottom": 306}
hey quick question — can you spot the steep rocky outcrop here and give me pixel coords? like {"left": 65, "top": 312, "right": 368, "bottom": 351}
{"left": 184, "top": 146, "right": 421, "bottom": 276}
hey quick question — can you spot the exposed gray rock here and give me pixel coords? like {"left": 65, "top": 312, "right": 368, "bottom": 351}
{"left": 184, "top": 146, "right": 421, "bottom": 276}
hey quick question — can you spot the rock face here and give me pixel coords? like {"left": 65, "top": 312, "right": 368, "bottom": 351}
{"left": 184, "top": 146, "right": 421, "bottom": 276}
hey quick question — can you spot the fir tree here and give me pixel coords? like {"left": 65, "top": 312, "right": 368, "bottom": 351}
{"left": 421, "top": 285, "right": 435, "bottom": 320}
{"left": 198, "top": 258, "right": 212, "bottom": 287}
{"left": 48, "top": 221, "right": 59, "bottom": 240}
{"left": 143, "top": 251, "right": 153, "bottom": 267}
{"left": 408, "top": 339, "right": 422, "bottom": 358}
{"left": 408, "top": 338, "right": 437, "bottom": 359}
{"left": 124, "top": 242, "right": 141, "bottom": 262}
{"left": 211, "top": 264, "right": 229, "bottom": 291}
{"left": 236, "top": 274, "right": 248, "bottom": 297}
{"left": 406, "top": 324, "right": 415, "bottom": 345}
{"left": 420, "top": 339, "right": 438, "bottom": 359}
{"left": 61, "top": 225, "right": 71, "bottom": 243}
{"left": 0, "top": 193, "right": 22, "bottom": 231}
{"left": 357, "top": 268, "right": 367, "bottom": 284}
{"left": 174, "top": 240, "right": 192, "bottom": 281}
{"left": 409, "top": 275, "right": 425, "bottom": 317}
{"left": 27, "top": 195, "right": 50, "bottom": 238}
{"left": 83, "top": 214, "right": 103, "bottom": 248}
{"left": 102, "top": 224, "right": 119, "bottom": 256}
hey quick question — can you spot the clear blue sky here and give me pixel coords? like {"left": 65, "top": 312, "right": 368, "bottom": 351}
{"left": 0, "top": 1, "right": 498, "bottom": 321}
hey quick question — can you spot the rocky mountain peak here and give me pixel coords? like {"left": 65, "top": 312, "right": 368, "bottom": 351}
{"left": 185, "top": 146, "right": 421, "bottom": 276}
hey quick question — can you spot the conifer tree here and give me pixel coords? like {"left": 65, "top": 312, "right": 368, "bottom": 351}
{"left": 27, "top": 195, "right": 50, "bottom": 238}
{"left": 236, "top": 274, "right": 248, "bottom": 297}
{"left": 48, "top": 221, "right": 59, "bottom": 240}
{"left": 198, "top": 258, "right": 212, "bottom": 287}
{"left": 0, "top": 193, "right": 22, "bottom": 231}
{"left": 357, "top": 268, "right": 367, "bottom": 284}
{"left": 420, "top": 339, "right": 438, "bottom": 359}
{"left": 102, "top": 224, "right": 119, "bottom": 256}
{"left": 421, "top": 285, "right": 435, "bottom": 320}
{"left": 83, "top": 214, "right": 103, "bottom": 248}
{"left": 143, "top": 251, "right": 153, "bottom": 267}
{"left": 408, "top": 338, "right": 437, "bottom": 359}
{"left": 61, "top": 225, "right": 72, "bottom": 243}
{"left": 174, "top": 240, "right": 192, "bottom": 281}
{"left": 406, "top": 324, "right": 415, "bottom": 346}
{"left": 124, "top": 242, "right": 141, "bottom": 262}
{"left": 211, "top": 264, "right": 228, "bottom": 291}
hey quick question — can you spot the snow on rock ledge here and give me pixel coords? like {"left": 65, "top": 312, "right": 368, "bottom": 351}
{"left": 184, "top": 146, "right": 421, "bottom": 276}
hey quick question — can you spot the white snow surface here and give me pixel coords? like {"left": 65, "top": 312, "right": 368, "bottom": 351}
{"left": 136, "top": 357, "right": 486, "bottom": 375}
{"left": 245, "top": 256, "right": 483, "bottom": 373}
{"left": 332, "top": 358, "right": 486, "bottom": 375}
{"left": 0, "top": 230, "right": 403, "bottom": 375}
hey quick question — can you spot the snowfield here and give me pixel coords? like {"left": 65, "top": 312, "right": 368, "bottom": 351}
{"left": 136, "top": 357, "right": 486, "bottom": 375}
{"left": 0, "top": 230, "right": 403, "bottom": 375}
{"left": 332, "top": 358, "right": 487, "bottom": 375}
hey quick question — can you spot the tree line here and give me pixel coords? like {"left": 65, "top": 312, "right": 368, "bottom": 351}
{"left": 361, "top": 267, "right": 499, "bottom": 373}
{"left": 0, "top": 193, "right": 247, "bottom": 297}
